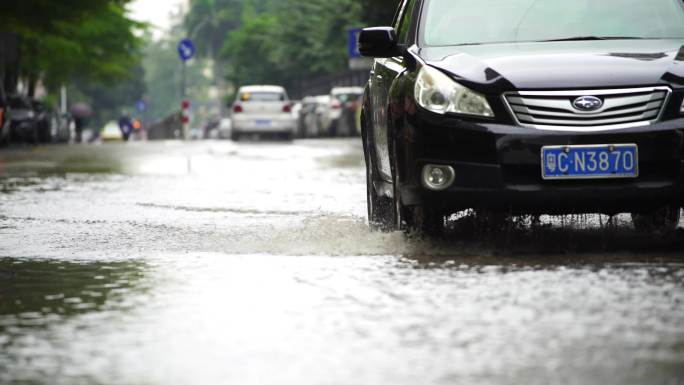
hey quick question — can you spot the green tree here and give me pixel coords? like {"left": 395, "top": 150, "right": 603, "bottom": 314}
{"left": 361, "top": 0, "right": 400, "bottom": 26}
{"left": 73, "top": 64, "right": 147, "bottom": 129}
{"left": 219, "top": 0, "right": 361, "bottom": 90}
{"left": 0, "top": 0, "right": 117, "bottom": 34}
{"left": 182, "top": 0, "right": 400, "bottom": 100}
{"left": 3, "top": 0, "right": 145, "bottom": 99}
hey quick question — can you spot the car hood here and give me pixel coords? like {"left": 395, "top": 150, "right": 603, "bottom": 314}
{"left": 417, "top": 39, "right": 684, "bottom": 92}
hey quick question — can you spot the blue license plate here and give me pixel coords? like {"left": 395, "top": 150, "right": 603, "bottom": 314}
{"left": 255, "top": 119, "right": 272, "bottom": 127}
{"left": 542, "top": 144, "right": 638, "bottom": 180}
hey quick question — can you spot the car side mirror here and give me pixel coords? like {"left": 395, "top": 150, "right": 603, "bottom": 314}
{"left": 358, "top": 27, "right": 402, "bottom": 58}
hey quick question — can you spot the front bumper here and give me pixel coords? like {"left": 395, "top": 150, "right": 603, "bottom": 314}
{"left": 9, "top": 120, "right": 37, "bottom": 139}
{"left": 400, "top": 112, "right": 684, "bottom": 215}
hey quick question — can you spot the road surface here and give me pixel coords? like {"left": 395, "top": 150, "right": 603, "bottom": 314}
{"left": 0, "top": 139, "right": 683, "bottom": 385}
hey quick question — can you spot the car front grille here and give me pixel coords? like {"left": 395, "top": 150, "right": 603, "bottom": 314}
{"left": 503, "top": 87, "right": 671, "bottom": 131}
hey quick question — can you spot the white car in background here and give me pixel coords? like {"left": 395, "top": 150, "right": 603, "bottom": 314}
{"left": 217, "top": 117, "right": 232, "bottom": 139}
{"left": 321, "top": 87, "right": 364, "bottom": 136}
{"left": 230, "top": 85, "right": 296, "bottom": 141}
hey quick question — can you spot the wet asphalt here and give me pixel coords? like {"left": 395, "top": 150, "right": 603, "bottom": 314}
{"left": 0, "top": 139, "right": 683, "bottom": 385}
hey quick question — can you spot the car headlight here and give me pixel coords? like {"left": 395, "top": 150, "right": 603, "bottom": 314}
{"left": 680, "top": 98, "right": 684, "bottom": 114}
{"left": 414, "top": 65, "right": 494, "bottom": 117}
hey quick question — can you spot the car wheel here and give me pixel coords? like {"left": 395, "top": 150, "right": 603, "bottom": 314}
{"left": 25, "top": 126, "right": 38, "bottom": 145}
{"left": 366, "top": 160, "right": 396, "bottom": 232}
{"left": 0, "top": 132, "right": 8, "bottom": 147}
{"left": 38, "top": 123, "right": 51, "bottom": 143}
{"left": 631, "top": 206, "right": 681, "bottom": 234}
{"left": 230, "top": 132, "right": 241, "bottom": 142}
{"left": 363, "top": 122, "right": 396, "bottom": 232}
{"left": 330, "top": 120, "right": 339, "bottom": 137}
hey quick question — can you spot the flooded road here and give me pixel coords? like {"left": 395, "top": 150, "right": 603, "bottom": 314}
{"left": 0, "top": 139, "right": 683, "bottom": 385}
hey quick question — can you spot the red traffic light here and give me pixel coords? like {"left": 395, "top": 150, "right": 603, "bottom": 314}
{"left": 181, "top": 100, "right": 190, "bottom": 109}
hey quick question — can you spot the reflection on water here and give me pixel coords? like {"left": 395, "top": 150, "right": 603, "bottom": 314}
{"left": 0, "top": 254, "right": 683, "bottom": 385}
{"left": 0, "top": 258, "right": 149, "bottom": 384}
{"left": 0, "top": 258, "right": 147, "bottom": 318}
{"left": 0, "top": 146, "right": 126, "bottom": 178}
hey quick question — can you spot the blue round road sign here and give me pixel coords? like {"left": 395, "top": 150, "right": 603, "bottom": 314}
{"left": 178, "top": 39, "right": 196, "bottom": 62}
{"left": 136, "top": 100, "right": 147, "bottom": 113}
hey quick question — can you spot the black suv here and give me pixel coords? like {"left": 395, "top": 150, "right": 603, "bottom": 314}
{"left": 7, "top": 95, "right": 38, "bottom": 143}
{"left": 359, "top": 0, "right": 684, "bottom": 234}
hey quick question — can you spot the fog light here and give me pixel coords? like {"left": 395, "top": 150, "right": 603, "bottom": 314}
{"left": 422, "top": 165, "right": 455, "bottom": 191}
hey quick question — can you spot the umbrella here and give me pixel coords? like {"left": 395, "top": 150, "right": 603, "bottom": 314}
{"left": 70, "top": 102, "right": 93, "bottom": 119}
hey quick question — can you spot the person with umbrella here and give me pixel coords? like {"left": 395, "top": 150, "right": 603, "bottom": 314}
{"left": 69, "top": 102, "right": 92, "bottom": 143}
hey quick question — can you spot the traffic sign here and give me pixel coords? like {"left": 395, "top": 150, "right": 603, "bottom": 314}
{"left": 178, "top": 39, "right": 196, "bottom": 62}
{"left": 347, "top": 28, "right": 362, "bottom": 59}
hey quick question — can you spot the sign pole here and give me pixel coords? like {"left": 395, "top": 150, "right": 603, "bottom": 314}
{"left": 181, "top": 61, "right": 188, "bottom": 140}
{"left": 177, "top": 38, "right": 195, "bottom": 141}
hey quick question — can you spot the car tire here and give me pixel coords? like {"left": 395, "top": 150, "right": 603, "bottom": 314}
{"left": 25, "top": 124, "right": 39, "bottom": 144}
{"left": 366, "top": 160, "right": 396, "bottom": 232}
{"left": 38, "top": 123, "right": 51, "bottom": 143}
{"left": 230, "top": 132, "right": 241, "bottom": 142}
{"left": 362, "top": 113, "right": 396, "bottom": 232}
{"left": 631, "top": 206, "right": 681, "bottom": 234}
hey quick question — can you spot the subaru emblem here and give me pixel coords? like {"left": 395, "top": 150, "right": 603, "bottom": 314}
{"left": 572, "top": 96, "right": 603, "bottom": 112}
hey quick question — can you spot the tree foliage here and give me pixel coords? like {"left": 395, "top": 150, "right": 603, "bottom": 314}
{"left": 360, "top": 0, "right": 400, "bottom": 26}
{"left": 184, "top": 0, "right": 401, "bottom": 93}
{"left": 1, "top": 0, "right": 147, "bottom": 128}
{"left": 184, "top": 0, "right": 244, "bottom": 60}
{"left": 3, "top": 0, "right": 145, "bottom": 98}
{"left": 141, "top": 28, "right": 216, "bottom": 123}
{"left": 214, "top": 0, "right": 361, "bottom": 91}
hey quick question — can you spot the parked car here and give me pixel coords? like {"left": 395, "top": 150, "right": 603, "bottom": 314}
{"left": 53, "top": 113, "right": 73, "bottom": 143}
{"left": 231, "top": 85, "right": 296, "bottom": 141}
{"left": 322, "top": 87, "right": 364, "bottom": 137}
{"left": 297, "top": 97, "right": 314, "bottom": 138}
{"left": 189, "top": 127, "right": 204, "bottom": 140}
{"left": 0, "top": 93, "right": 9, "bottom": 146}
{"left": 312, "top": 95, "right": 332, "bottom": 137}
{"left": 7, "top": 95, "right": 38, "bottom": 143}
{"left": 217, "top": 117, "right": 232, "bottom": 140}
{"left": 100, "top": 121, "right": 123, "bottom": 142}
{"left": 29, "top": 101, "right": 71, "bottom": 144}
{"left": 298, "top": 96, "right": 326, "bottom": 138}
{"left": 360, "top": 0, "right": 684, "bottom": 235}
{"left": 32, "top": 101, "right": 55, "bottom": 143}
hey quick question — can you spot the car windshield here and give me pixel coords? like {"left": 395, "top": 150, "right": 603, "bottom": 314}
{"left": 422, "top": 0, "right": 684, "bottom": 46}
{"left": 240, "top": 92, "right": 286, "bottom": 102}
{"left": 334, "top": 93, "right": 362, "bottom": 103}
